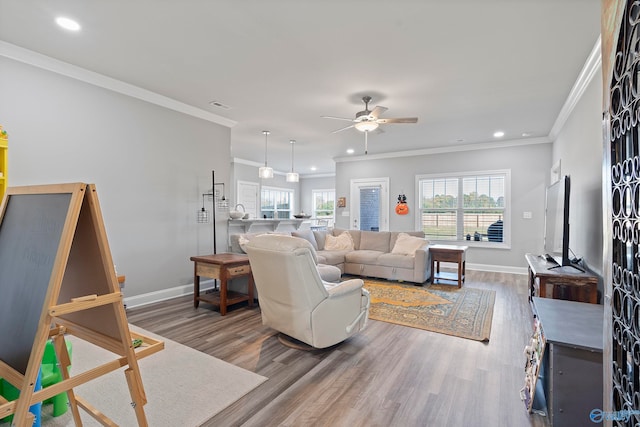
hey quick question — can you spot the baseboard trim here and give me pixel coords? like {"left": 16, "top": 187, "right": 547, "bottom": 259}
{"left": 467, "top": 263, "right": 528, "bottom": 275}
{"left": 124, "top": 279, "right": 215, "bottom": 309}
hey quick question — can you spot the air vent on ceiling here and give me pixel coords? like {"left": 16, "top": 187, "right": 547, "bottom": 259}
{"left": 209, "top": 100, "right": 232, "bottom": 110}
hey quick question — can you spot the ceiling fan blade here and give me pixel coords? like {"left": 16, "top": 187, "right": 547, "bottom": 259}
{"left": 332, "top": 124, "right": 355, "bottom": 133}
{"left": 321, "top": 115, "right": 355, "bottom": 122}
{"left": 377, "top": 117, "right": 418, "bottom": 124}
{"left": 369, "top": 106, "right": 388, "bottom": 119}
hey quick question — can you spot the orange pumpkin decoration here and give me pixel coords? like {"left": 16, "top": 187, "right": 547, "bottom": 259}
{"left": 395, "top": 203, "right": 409, "bottom": 215}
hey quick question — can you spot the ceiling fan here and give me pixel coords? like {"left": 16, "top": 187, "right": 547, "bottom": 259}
{"left": 322, "top": 96, "right": 418, "bottom": 154}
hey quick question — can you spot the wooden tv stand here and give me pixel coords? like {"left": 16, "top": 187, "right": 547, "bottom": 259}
{"left": 525, "top": 253, "right": 598, "bottom": 304}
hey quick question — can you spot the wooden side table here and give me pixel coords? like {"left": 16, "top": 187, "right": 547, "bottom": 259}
{"left": 430, "top": 244, "right": 468, "bottom": 288}
{"left": 190, "top": 253, "right": 255, "bottom": 315}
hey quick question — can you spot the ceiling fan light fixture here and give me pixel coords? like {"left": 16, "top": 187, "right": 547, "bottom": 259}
{"left": 355, "top": 121, "right": 379, "bottom": 132}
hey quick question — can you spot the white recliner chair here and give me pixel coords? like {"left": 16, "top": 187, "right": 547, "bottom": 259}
{"left": 245, "top": 234, "right": 370, "bottom": 349}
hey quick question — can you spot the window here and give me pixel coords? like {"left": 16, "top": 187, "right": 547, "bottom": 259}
{"left": 312, "top": 189, "right": 335, "bottom": 227}
{"left": 312, "top": 189, "right": 335, "bottom": 218}
{"left": 417, "top": 170, "right": 509, "bottom": 246}
{"left": 261, "top": 186, "right": 294, "bottom": 219}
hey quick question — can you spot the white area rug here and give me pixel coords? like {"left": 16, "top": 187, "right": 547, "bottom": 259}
{"left": 35, "top": 326, "right": 266, "bottom": 426}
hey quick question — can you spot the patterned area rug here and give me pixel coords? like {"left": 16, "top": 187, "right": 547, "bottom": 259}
{"left": 363, "top": 278, "right": 496, "bottom": 342}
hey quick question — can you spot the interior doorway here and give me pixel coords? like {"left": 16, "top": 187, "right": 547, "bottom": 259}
{"left": 349, "top": 178, "right": 389, "bottom": 231}
{"left": 236, "top": 180, "right": 259, "bottom": 219}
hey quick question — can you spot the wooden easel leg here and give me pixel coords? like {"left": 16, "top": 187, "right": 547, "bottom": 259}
{"left": 75, "top": 395, "right": 117, "bottom": 427}
{"left": 12, "top": 405, "right": 35, "bottom": 427}
{"left": 52, "top": 334, "right": 82, "bottom": 425}
{"left": 125, "top": 368, "right": 148, "bottom": 426}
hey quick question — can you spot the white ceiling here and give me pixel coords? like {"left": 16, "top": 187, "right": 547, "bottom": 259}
{"left": 0, "top": 0, "right": 602, "bottom": 176}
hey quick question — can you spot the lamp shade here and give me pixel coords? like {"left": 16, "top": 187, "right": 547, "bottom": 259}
{"left": 197, "top": 207, "right": 210, "bottom": 223}
{"left": 355, "top": 121, "right": 379, "bottom": 132}
{"left": 259, "top": 166, "right": 274, "bottom": 179}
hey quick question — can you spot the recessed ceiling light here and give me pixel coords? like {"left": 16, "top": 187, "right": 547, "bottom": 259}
{"left": 346, "top": 148, "right": 355, "bottom": 154}
{"left": 55, "top": 17, "right": 81, "bottom": 31}
{"left": 310, "top": 166, "right": 317, "bottom": 171}
{"left": 521, "top": 132, "right": 532, "bottom": 137}
{"left": 493, "top": 131, "right": 505, "bottom": 138}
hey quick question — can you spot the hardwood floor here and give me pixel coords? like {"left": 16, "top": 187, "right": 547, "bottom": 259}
{"left": 126, "top": 271, "right": 549, "bottom": 427}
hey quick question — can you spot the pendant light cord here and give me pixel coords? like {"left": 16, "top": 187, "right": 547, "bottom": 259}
{"left": 263, "top": 130, "right": 270, "bottom": 167}
{"left": 290, "top": 139, "right": 295, "bottom": 172}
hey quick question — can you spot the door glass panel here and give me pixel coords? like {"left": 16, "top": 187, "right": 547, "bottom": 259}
{"left": 359, "top": 186, "right": 380, "bottom": 231}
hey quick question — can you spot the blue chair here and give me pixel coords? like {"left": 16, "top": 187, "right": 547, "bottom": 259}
{"left": 0, "top": 369, "right": 42, "bottom": 426}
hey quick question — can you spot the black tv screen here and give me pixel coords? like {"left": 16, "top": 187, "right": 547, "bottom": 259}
{"left": 544, "top": 175, "right": 571, "bottom": 266}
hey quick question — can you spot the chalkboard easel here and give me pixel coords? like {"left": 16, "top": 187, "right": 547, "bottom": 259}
{"left": 0, "top": 183, "right": 163, "bottom": 426}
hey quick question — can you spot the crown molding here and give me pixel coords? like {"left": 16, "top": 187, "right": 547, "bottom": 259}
{"left": 302, "top": 173, "right": 336, "bottom": 179}
{"left": 548, "top": 36, "right": 602, "bottom": 140}
{"left": 232, "top": 157, "right": 287, "bottom": 176}
{"left": 334, "top": 136, "right": 551, "bottom": 163}
{"left": 232, "top": 158, "right": 335, "bottom": 179}
{"left": 0, "top": 41, "right": 237, "bottom": 128}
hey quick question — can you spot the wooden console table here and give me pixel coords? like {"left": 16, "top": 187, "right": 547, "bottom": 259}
{"left": 525, "top": 253, "right": 598, "bottom": 304}
{"left": 191, "top": 253, "right": 254, "bottom": 315}
{"left": 430, "top": 244, "right": 468, "bottom": 288}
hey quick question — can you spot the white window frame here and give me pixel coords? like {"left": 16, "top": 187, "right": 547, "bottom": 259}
{"left": 261, "top": 186, "right": 294, "bottom": 219}
{"left": 415, "top": 169, "right": 511, "bottom": 248}
{"left": 312, "top": 188, "right": 335, "bottom": 226}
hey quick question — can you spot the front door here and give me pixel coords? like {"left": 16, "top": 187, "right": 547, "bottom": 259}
{"left": 349, "top": 178, "right": 389, "bottom": 231}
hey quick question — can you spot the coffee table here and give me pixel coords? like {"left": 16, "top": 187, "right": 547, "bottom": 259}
{"left": 190, "top": 253, "right": 254, "bottom": 315}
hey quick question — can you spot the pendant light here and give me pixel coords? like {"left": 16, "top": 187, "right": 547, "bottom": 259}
{"left": 197, "top": 194, "right": 210, "bottom": 223}
{"left": 286, "top": 139, "right": 299, "bottom": 182}
{"left": 258, "top": 130, "right": 274, "bottom": 179}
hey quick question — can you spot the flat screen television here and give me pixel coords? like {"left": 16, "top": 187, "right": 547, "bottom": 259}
{"left": 543, "top": 175, "right": 571, "bottom": 267}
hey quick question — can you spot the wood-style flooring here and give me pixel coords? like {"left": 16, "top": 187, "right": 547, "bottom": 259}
{"left": 126, "top": 270, "right": 549, "bottom": 427}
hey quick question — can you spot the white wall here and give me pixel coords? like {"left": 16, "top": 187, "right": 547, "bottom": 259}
{"left": 551, "top": 66, "right": 603, "bottom": 275}
{"left": 335, "top": 142, "right": 552, "bottom": 269}
{"left": 0, "top": 56, "right": 231, "bottom": 299}
{"left": 300, "top": 175, "right": 336, "bottom": 215}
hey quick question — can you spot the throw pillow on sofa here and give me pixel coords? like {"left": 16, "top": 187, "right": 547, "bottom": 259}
{"left": 291, "top": 229, "right": 319, "bottom": 250}
{"left": 324, "top": 231, "right": 354, "bottom": 251}
{"left": 391, "top": 232, "right": 427, "bottom": 256}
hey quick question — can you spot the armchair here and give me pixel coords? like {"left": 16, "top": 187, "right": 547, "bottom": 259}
{"left": 245, "top": 234, "right": 370, "bottom": 349}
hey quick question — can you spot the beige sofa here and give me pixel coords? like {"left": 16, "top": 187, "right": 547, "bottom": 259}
{"left": 231, "top": 228, "right": 431, "bottom": 284}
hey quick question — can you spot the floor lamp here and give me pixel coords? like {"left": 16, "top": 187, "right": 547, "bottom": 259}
{"left": 198, "top": 170, "right": 227, "bottom": 254}
{"left": 211, "top": 170, "right": 229, "bottom": 254}
{"left": 212, "top": 170, "right": 217, "bottom": 254}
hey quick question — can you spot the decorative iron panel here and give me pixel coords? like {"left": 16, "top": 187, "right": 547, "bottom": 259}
{"left": 608, "top": 2, "right": 640, "bottom": 425}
